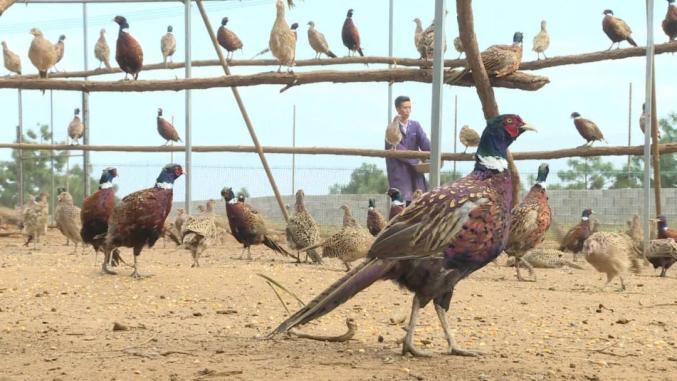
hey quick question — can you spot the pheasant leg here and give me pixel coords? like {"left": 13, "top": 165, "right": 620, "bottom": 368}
{"left": 515, "top": 257, "right": 536, "bottom": 282}
{"left": 130, "top": 251, "right": 152, "bottom": 279}
{"left": 435, "top": 303, "right": 483, "bottom": 357}
{"left": 659, "top": 267, "right": 666, "bottom": 277}
{"left": 401, "top": 296, "right": 431, "bottom": 357}
{"left": 101, "top": 249, "right": 117, "bottom": 275}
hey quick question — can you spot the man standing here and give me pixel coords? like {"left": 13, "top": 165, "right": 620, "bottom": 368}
{"left": 385, "top": 96, "right": 431, "bottom": 204}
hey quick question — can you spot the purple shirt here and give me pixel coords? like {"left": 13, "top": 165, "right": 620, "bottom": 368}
{"left": 385, "top": 119, "right": 431, "bottom": 202}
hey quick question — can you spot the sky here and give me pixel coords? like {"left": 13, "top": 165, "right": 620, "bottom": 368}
{"left": 0, "top": 0, "right": 675, "bottom": 201}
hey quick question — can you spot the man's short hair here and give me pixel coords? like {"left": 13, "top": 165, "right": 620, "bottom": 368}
{"left": 394, "top": 95, "right": 410, "bottom": 109}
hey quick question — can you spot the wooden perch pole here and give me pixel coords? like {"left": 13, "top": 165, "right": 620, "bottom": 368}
{"left": 456, "top": 0, "right": 520, "bottom": 207}
{"left": 23, "top": 42, "right": 677, "bottom": 80}
{"left": 195, "top": 0, "right": 288, "bottom": 221}
{"left": 5, "top": 142, "right": 675, "bottom": 160}
{"left": 0, "top": 0, "right": 16, "bottom": 15}
{"left": 0, "top": 69, "right": 549, "bottom": 93}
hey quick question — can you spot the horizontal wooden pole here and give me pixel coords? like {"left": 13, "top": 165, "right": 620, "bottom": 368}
{"left": 2, "top": 142, "right": 676, "bottom": 161}
{"left": 0, "top": 69, "right": 549, "bottom": 92}
{"left": 14, "top": 42, "right": 677, "bottom": 80}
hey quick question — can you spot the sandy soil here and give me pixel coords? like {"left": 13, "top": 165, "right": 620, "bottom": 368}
{"left": 0, "top": 229, "right": 675, "bottom": 381}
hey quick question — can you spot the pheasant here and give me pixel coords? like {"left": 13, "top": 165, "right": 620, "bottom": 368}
{"left": 271, "top": 114, "right": 535, "bottom": 357}
{"left": 505, "top": 248, "right": 584, "bottom": 270}
{"left": 307, "top": 21, "right": 336, "bottom": 59}
{"left": 181, "top": 199, "right": 217, "bottom": 268}
{"left": 221, "top": 187, "right": 291, "bottom": 260}
{"left": 269, "top": 0, "right": 295, "bottom": 72}
{"left": 602, "top": 9, "right": 637, "bottom": 50}
{"left": 654, "top": 215, "right": 677, "bottom": 240}
{"left": 414, "top": 18, "right": 446, "bottom": 60}
{"left": 302, "top": 205, "right": 374, "bottom": 271}
{"left": 449, "top": 32, "right": 523, "bottom": 83}
{"left": 285, "top": 189, "right": 323, "bottom": 264}
{"left": 559, "top": 209, "right": 594, "bottom": 261}
{"left": 385, "top": 116, "right": 402, "bottom": 149}
{"left": 94, "top": 28, "right": 111, "bottom": 70}
{"left": 571, "top": 112, "right": 605, "bottom": 147}
{"left": 28, "top": 28, "right": 56, "bottom": 79}
{"left": 453, "top": 36, "right": 464, "bottom": 59}
{"left": 645, "top": 235, "right": 677, "bottom": 277}
{"left": 81, "top": 168, "right": 118, "bottom": 260}
{"left": 55, "top": 191, "right": 84, "bottom": 254}
{"left": 387, "top": 187, "right": 405, "bottom": 219}
{"left": 663, "top": 0, "right": 677, "bottom": 41}
{"left": 161, "top": 25, "right": 176, "bottom": 67}
{"left": 217, "top": 17, "right": 243, "bottom": 61}
{"left": 22, "top": 192, "right": 49, "bottom": 248}
{"left": 504, "top": 163, "right": 552, "bottom": 281}
{"left": 174, "top": 207, "right": 187, "bottom": 233}
{"left": 639, "top": 103, "right": 660, "bottom": 139}
{"left": 67, "top": 108, "right": 84, "bottom": 145}
{"left": 532, "top": 20, "right": 549, "bottom": 60}
{"left": 102, "top": 164, "right": 183, "bottom": 277}
{"left": 366, "top": 198, "right": 386, "bottom": 237}
{"left": 2, "top": 40, "right": 21, "bottom": 75}
{"left": 157, "top": 108, "right": 181, "bottom": 145}
{"left": 582, "top": 232, "right": 641, "bottom": 291}
{"left": 53, "top": 34, "right": 65, "bottom": 70}
{"left": 342, "top": 9, "right": 364, "bottom": 57}
{"left": 113, "top": 15, "right": 143, "bottom": 80}
{"left": 459, "top": 125, "right": 480, "bottom": 153}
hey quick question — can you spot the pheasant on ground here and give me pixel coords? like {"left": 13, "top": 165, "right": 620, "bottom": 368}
{"left": 23, "top": 192, "right": 49, "bottom": 248}
{"left": 559, "top": 209, "right": 594, "bottom": 261}
{"left": 302, "top": 205, "right": 374, "bottom": 271}
{"left": 81, "top": 168, "right": 119, "bottom": 265}
{"left": 504, "top": 163, "right": 552, "bottom": 281}
{"left": 285, "top": 189, "right": 322, "bottom": 264}
{"left": 271, "top": 114, "right": 536, "bottom": 357}
{"left": 174, "top": 208, "right": 187, "bottom": 233}
{"left": 366, "top": 198, "right": 386, "bottom": 237}
{"left": 645, "top": 237, "right": 677, "bottom": 277}
{"left": 221, "top": 187, "right": 291, "bottom": 260}
{"left": 55, "top": 191, "right": 84, "bottom": 254}
{"left": 387, "top": 187, "right": 405, "bottom": 219}
{"left": 582, "top": 232, "right": 641, "bottom": 291}
{"left": 181, "top": 199, "right": 217, "bottom": 267}
{"left": 505, "top": 248, "right": 584, "bottom": 270}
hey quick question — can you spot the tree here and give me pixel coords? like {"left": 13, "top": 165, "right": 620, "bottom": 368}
{"left": 556, "top": 157, "right": 616, "bottom": 190}
{"left": 330, "top": 163, "right": 388, "bottom": 194}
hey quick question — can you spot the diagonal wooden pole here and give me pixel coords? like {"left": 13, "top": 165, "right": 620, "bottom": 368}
{"left": 195, "top": 0, "right": 288, "bottom": 221}
{"left": 456, "top": 0, "right": 520, "bottom": 207}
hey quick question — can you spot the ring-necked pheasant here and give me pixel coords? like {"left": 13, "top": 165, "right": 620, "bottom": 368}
{"left": 221, "top": 187, "right": 291, "bottom": 260}
{"left": 602, "top": 9, "right": 637, "bottom": 50}
{"left": 113, "top": 15, "right": 143, "bottom": 80}
{"left": 67, "top": 108, "right": 83, "bottom": 145}
{"left": 157, "top": 108, "right": 181, "bottom": 145}
{"left": 366, "top": 198, "right": 386, "bottom": 237}
{"left": 663, "top": 0, "right": 677, "bottom": 41}
{"left": 571, "top": 112, "right": 605, "bottom": 147}
{"left": 387, "top": 187, "right": 405, "bottom": 219}
{"left": 217, "top": 17, "right": 243, "bottom": 61}
{"left": 302, "top": 205, "right": 373, "bottom": 271}
{"left": 271, "top": 114, "right": 535, "bottom": 357}
{"left": 2, "top": 41, "right": 21, "bottom": 75}
{"left": 504, "top": 163, "right": 552, "bottom": 281}
{"left": 559, "top": 209, "right": 594, "bottom": 261}
{"left": 102, "top": 164, "right": 183, "bottom": 278}
{"left": 81, "top": 168, "right": 118, "bottom": 262}
{"left": 342, "top": 9, "right": 364, "bottom": 57}
{"left": 181, "top": 199, "right": 217, "bottom": 267}
{"left": 285, "top": 189, "right": 323, "bottom": 264}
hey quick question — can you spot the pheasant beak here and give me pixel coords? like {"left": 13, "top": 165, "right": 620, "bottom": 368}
{"left": 520, "top": 123, "right": 537, "bottom": 132}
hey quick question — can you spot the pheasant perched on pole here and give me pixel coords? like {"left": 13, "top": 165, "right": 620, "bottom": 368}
{"left": 55, "top": 190, "right": 84, "bottom": 254}
{"left": 504, "top": 163, "right": 552, "bottom": 281}
{"left": 307, "top": 21, "right": 336, "bottom": 59}
{"left": 67, "top": 108, "right": 83, "bottom": 145}
{"left": 2, "top": 41, "right": 21, "bottom": 75}
{"left": 414, "top": 17, "right": 446, "bottom": 60}
{"left": 101, "top": 164, "right": 183, "bottom": 277}
{"left": 81, "top": 168, "right": 118, "bottom": 261}
{"left": 366, "top": 198, "right": 386, "bottom": 237}
{"left": 217, "top": 17, "right": 243, "bottom": 60}
{"left": 532, "top": 20, "right": 549, "bottom": 60}
{"left": 221, "top": 187, "right": 291, "bottom": 260}
{"left": 269, "top": 0, "right": 296, "bottom": 72}
{"left": 113, "top": 15, "right": 143, "bottom": 80}
{"left": 157, "top": 108, "right": 181, "bottom": 145}
{"left": 449, "top": 32, "right": 523, "bottom": 83}
{"left": 602, "top": 9, "right": 637, "bottom": 50}
{"left": 285, "top": 189, "right": 323, "bottom": 264}
{"left": 302, "top": 205, "right": 374, "bottom": 271}
{"left": 181, "top": 199, "right": 217, "bottom": 268}
{"left": 94, "top": 28, "right": 111, "bottom": 70}
{"left": 53, "top": 34, "right": 65, "bottom": 71}
{"left": 664, "top": 0, "right": 677, "bottom": 41}
{"left": 271, "top": 115, "right": 535, "bottom": 357}
{"left": 571, "top": 112, "right": 605, "bottom": 147}
{"left": 459, "top": 125, "right": 480, "bottom": 153}
{"left": 342, "top": 9, "right": 364, "bottom": 57}
{"left": 559, "top": 209, "right": 594, "bottom": 261}
{"left": 160, "top": 25, "right": 176, "bottom": 67}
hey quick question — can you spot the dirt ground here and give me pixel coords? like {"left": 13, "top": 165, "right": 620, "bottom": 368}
{"left": 0, "top": 229, "right": 675, "bottom": 381}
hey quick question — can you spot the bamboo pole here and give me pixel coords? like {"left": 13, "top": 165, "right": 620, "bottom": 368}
{"left": 0, "top": 69, "right": 549, "bottom": 93}
{"left": 16, "top": 42, "right": 677, "bottom": 80}
{"left": 4, "top": 142, "right": 675, "bottom": 160}
{"left": 195, "top": 0, "right": 288, "bottom": 222}
{"left": 456, "top": 0, "right": 520, "bottom": 207}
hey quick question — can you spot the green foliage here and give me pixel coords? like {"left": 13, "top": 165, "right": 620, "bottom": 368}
{"left": 557, "top": 157, "right": 615, "bottom": 190}
{"left": 330, "top": 163, "right": 388, "bottom": 194}
{"left": 440, "top": 170, "right": 462, "bottom": 184}
{"left": 238, "top": 187, "right": 250, "bottom": 198}
{"left": 0, "top": 125, "right": 99, "bottom": 207}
